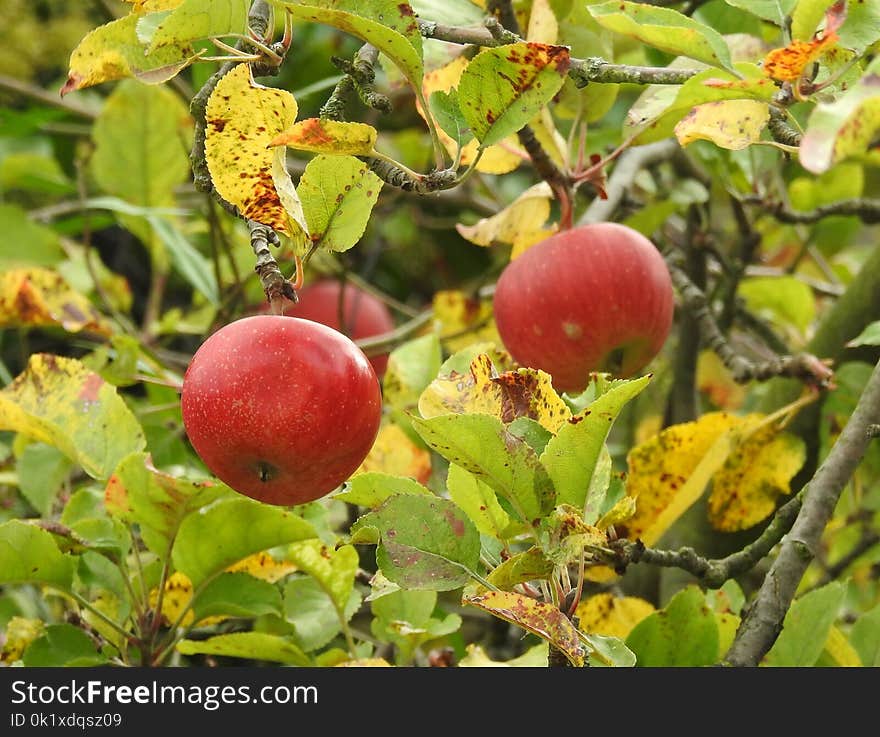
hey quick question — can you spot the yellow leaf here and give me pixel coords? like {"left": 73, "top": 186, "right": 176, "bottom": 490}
{"left": 575, "top": 593, "right": 655, "bottom": 639}
{"left": 418, "top": 353, "right": 571, "bottom": 433}
{"left": 529, "top": 108, "right": 568, "bottom": 169}
{"left": 226, "top": 551, "right": 297, "bottom": 583}
{"left": 0, "top": 268, "right": 111, "bottom": 335}
{"left": 353, "top": 422, "right": 432, "bottom": 484}
{"left": 456, "top": 182, "right": 557, "bottom": 258}
{"left": 465, "top": 590, "right": 586, "bottom": 666}
{"left": 527, "top": 0, "right": 558, "bottom": 44}
{"left": 149, "top": 571, "right": 197, "bottom": 627}
{"left": 624, "top": 412, "right": 750, "bottom": 546}
{"left": 595, "top": 495, "right": 636, "bottom": 530}
{"left": 124, "top": 0, "right": 183, "bottom": 10}
{"left": 674, "top": 100, "right": 770, "bottom": 150}
{"left": 708, "top": 425, "right": 805, "bottom": 532}
{"left": 821, "top": 625, "right": 862, "bottom": 667}
{"left": 1, "top": 617, "right": 44, "bottom": 664}
{"left": 334, "top": 658, "right": 392, "bottom": 667}
{"left": 459, "top": 642, "right": 549, "bottom": 666}
{"left": 420, "top": 56, "right": 523, "bottom": 175}
{"left": 205, "top": 64, "right": 308, "bottom": 241}
{"left": 432, "top": 289, "right": 500, "bottom": 352}
{"left": 763, "top": 3, "right": 844, "bottom": 82}
{"left": 271, "top": 118, "right": 378, "bottom": 156}
{"left": 697, "top": 350, "right": 745, "bottom": 410}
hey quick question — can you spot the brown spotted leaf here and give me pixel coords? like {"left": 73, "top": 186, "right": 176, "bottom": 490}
{"left": 270, "top": 118, "right": 378, "bottom": 156}
{"left": 0, "top": 268, "right": 110, "bottom": 336}
{"left": 540, "top": 504, "right": 610, "bottom": 567}
{"left": 432, "top": 290, "right": 501, "bottom": 353}
{"left": 763, "top": 2, "right": 845, "bottom": 82}
{"left": 458, "top": 42, "right": 571, "bottom": 148}
{"left": 674, "top": 99, "right": 770, "bottom": 150}
{"left": 0, "top": 355, "right": 145, "bottom": 480}
{"left": 418, "top": 353, "right": 571, "bottom": 434}
{"left": 226, "top": 551, "right": 298, "bottom": 583}
{"left": 576, "top": 592, "right": 656, "bottom": 639}
{"left": 464, "top": 590, "right": 586, "bottom": 666}
{"left": 204, "top": 63, "right": 308, "bottom": 240}
{"left": 707, "top": 426, "right": 805, "bottom": 532}
{"left": 485, "top": 547, "right": 554, "bottom": 590}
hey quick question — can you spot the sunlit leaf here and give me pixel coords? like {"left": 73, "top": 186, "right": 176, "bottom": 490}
{"left": 411, "top": 413, "right": 556, "bottom": 522}
{"left": 352, "top": 423, "right": 431, "bottom": 484}
{"left": 464, "top": 590, "right": 586, "bottom": 666}
{"left": 0, "top": 268, "right": 110, "bottom": 336}
{"left": 144, "top": 0, "right": 248, "bottom": 52}
{"left": 588, "top": 1, "right": 734, "bottom": 70}
{"left": 763, "top": 581, "right": 845, "bottom": 666}
{"left": 576, "top": 593, "right": 656, "bottom": 639}
{"left": 0, "top": 521, "right": 76, "bottom": 590}
{"left": 447, "top": 463, "right": 517, "bottom": 540}
{"left": 335, "top": 472, "right": 432, "bottom": 508}
{"left": 287, "top": 540, "right": 358, "bottom": 614}
{"left": 419, "top": 353, "right": 571, "bottom": 433}
{"left": 626, "top": 586, "right": 719, "bottom": 666}
{"left": 172, "top": 497, "right": 316, "bottom": 586}
{"left": 297, "top": 154, "right": 383, "bottom": 252}
{"left": 0, "top": 355, "right": 145, "bottom": 480}
{"left": 351, "top": 494, "right": 481, "bottom": 591}
{"left": 271, "top": 119, "right": 378, "bottom": 155}
{"left": 458, "top": 42, "right": 570, "bottom": 147}
{"left": 485, "top": 546, "right": 553, "bottom": 589}
{"left": 738, "top": 275, "right": 816, "bottom": 336}
{"left": 176, "top": 632, "right": 311, "bottom": 665}
{"left": 225, "top": 551, "right": 298, "bottom": 582}
{"left": 431, "top": 291, "right": 501, "bottom": 353}
{"left": 526, "top": 0, "right": 558, "bottom": 44}
{"left": 674, "top": 99, "right": 769, "bottom": 150}
{"left": 1, "top": 618, "right": 44, "bottom": 665}
{"left": 205, "top": 63, "right": 307, "bottom": 239}
{"left": 383, "top": 333, "right": 442, "bottom": 418}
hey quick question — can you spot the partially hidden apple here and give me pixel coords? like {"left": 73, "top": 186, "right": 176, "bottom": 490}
{"left": 282, "top": 279, "right": 395, "bottom": 376}
{"left": 181, "top": 315, "right": 382, "bottom": 506}
{"left": 493, "top": 222, "right": 674, "bottom": 393}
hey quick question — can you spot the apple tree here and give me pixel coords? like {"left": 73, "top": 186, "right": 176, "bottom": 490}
{"left": 0, "top": 0, "right": 879, "bottom": 667}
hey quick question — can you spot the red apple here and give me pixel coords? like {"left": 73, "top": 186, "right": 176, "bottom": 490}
{"left": 181, "top": 315, "right": 382, "bottom": 506}
{"left": 282, "top": 279, "right": 395, "bottom": 376}
{"left": 493, "top": 222, "right": 674, "bottom": 392}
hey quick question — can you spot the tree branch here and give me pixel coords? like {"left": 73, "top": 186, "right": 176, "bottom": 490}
{"left": 753, "top": 197, "right": 880, "bottom": 225}
{"left": 725, "top": 358, "right": 880, "bottom": 666}
{"left": 1, "top": 74, "right": 97, "bottom": 119}
{"left": 249, "top": 220, "right": 297, "bottom": 308}
{"left": 321, "top": 44, "right": 391, "bottom": 120}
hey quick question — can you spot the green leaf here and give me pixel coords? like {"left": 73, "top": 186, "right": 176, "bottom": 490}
{"left": 297, "top": 154, "right": 383, "bottom": 253}
{"left": 588, "top": 1, "right": 734, "bottom": 70}
{"left": 446, "top": 463, "right": 515, "bottom": 539}
{"left": 800, "top": 57, "right": 880, "bottom": 174}
{"left": 0, "top": 205, "right": 64, "bottom": 269}
{"left": 145, "top": 0, "right": 248, "bottom": 52}
{"left": 583, "top": 632, "right": 637, "bottom": 667}
{"left": 486, "top": 547, "right": 553, "bottom": 589}
{"left": 411, "top": 413, "right": 555, "bottom": 522}
{"left": 0, "top": 520, "right": 76, "bottom": 590}
{"left": 105, "top": 451, "right": 231, "bottom": 556}
{"left": 541, "top": 375, "right": 650, "bottom": 516}
{"left": 192, "top": 572, "right": 283, "bottom": 621}
{"left": 277, "top": 0, "right": 424, "bottom": 89}
{"left": 738, "top": 275, "right": 816, "bottom": 335}
{"left": 69, "top": 517, "right": 131, "bottom": 559}
{"left": 626, "top": 586, "right": 719, "bottom": 667}
{"left": 847, "top": 320, "right": 880, "bottom": 347}
{"left": 429, "top": 89, "right": 473, "bottom": 148}
{"left": 351, "top": 494, "right": 481, "bottom": 591}
{"left": 146, "top": 216, "right": 219, "bottom": 306}
{"left": 723, "top": 0, "right": 796, "bottom": 26}
{"left": 335, "top": 472, "right": 432, "bottom": 507}
{"left": 287, "top": 540, "right": 358, "bottom": 613}
{"left": 791, "top": 0, "right": 832, "bottom": 41}
{"left": 77, "top": 551, "right": 126, "bottom": 599}
{"left": 850, "top": 602, "right": 880, "bottom": 666}
{"left": 409, "top": 0, "right": 483, "bottom": 25}
{"left": 172, "top": 497, "right": 317, "bottom": 586}
{"left": 176, "top": 632, "right": 311, "bottom": 665}
{"left": 0, "top": 355, "right": 146, "bottom": 480}
{"left": 508, "top": 417, "right": 553, "bottom": 455}
{"left": 16, "top": 442, "right": 72, "bottom": 517}
{"left": 371, "top": 588, "right": 436, "bottom": 625}
{"left": 458, "top": 42, "right": 571, "bottom": 148}
{"left": 22, "top": 624, "right": 108, "bottom": 667}
{"left": 838, "top": 0, "right": 880, "bottom": 52}
{"left": 91, "top": 80, "right": 191, "bottom": 208}
{"left": 762, "top": 581, "right": 845, "bottom": 666}
{"left": 284, "top": 577, "right": 361, "bottom": 651}
{"left": 383, "top": 333, "right": 442, "bottom": 417}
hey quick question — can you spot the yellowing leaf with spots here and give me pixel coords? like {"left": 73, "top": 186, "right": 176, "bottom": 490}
{"left": 353, "top": 422, "right": 432, "bottom": 484}
{"left": 125, "top": 0, "right": 183, "bottom": 10}
{"left": 432, "top": 290, "right": 500, "bottom": 352}
{"left": 674, "top": 100, "right": 769, "bottom": 150}
{"left": 149, "top": 571, "right": 198, "bottom": 626}
{"left": 62, "top": 12, "right": 193, "bottom": 95}
{"left": 271, "top": 119, "right": 378, "bottom": 156}
{"left": 418, "top": 353, "right": 571, "bottom": 433}
{"left": 708, "top": 425, "right": 805, "bottom": 532}
{"left": 226, "top": 551, "right": 298, "bottom": 583}
{"left": 0, "top": 268, "right": 110, "bottom": 336}
{"left": 456, "top": 182, "right": 557, "bottom": 258}
{"left": 205, "top": 64, "right": 308, "bottom": 240}
{"left": 576, "top": 593, "right": 655, "bottom": 639}
{"left": 763, "top": 1, "right": 845, "bottom": 82}
{"left": 623, "top": 412, "right": 751, "bottom": 545}
{"left": 420, "top": 56, "right": 522, "bottom": 175}
{"left": 697, "top": 350, "right": 745, "bottom": 410}
{"left": 0, "top": 355, "right": 145, "bottom": 480}
{"left": 1, "top": 617, "right": 44, "bottom": 664}
{"left": 465, "top": 590, "right": 585, "bottom": 666}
